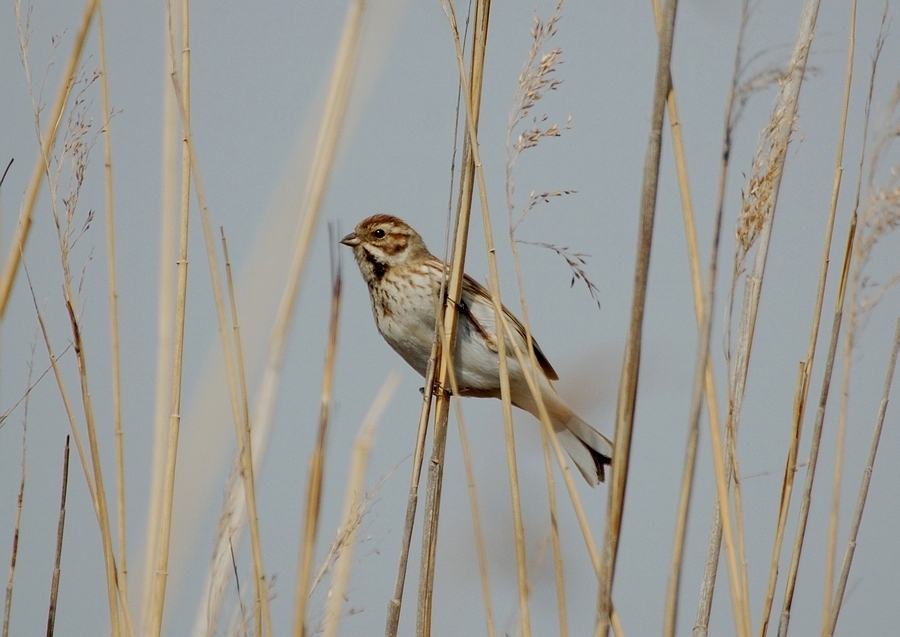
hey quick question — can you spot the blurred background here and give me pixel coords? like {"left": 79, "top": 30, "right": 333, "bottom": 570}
{"left": 1, "top": 0, "right": 898, "bottom": 635}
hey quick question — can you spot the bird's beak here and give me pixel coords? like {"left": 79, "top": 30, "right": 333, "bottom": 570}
{"left": 340, "top": 231, "right": 361, "bottom": 247}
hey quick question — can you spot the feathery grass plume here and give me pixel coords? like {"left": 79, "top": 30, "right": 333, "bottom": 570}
{"left": 755, "top": 2, "right": 861, "bottom": 635}
{"left": 501, "top": 6, "right": 606, "bottom": 636}
{"left": 306, "top": 477, "right": 387, "bottom": 635}
{"left": 692, "top": 2, "right": 798, "bottom": 633}
{"left": 505, "top": 0, "right": 601, "bottom": 309}
{"left": 708, "top": 3, "right": 823, "bottom": 637}
{"left": 18, "top": 18, "right": 131, "bottom": 631}
{"left": 848, "top": 86, "right": 900, "bottom": 338}
{"left": 1, "top": 0, "right": 98, "bottom": 322}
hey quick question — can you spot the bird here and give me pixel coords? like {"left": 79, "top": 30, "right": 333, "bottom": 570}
{"left": 340, "top": 214, "right": 612, "bottom": 486}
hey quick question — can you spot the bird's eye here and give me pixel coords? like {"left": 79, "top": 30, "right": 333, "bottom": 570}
{"left": 373, "top": 228, "right": 386, "bottom": 239}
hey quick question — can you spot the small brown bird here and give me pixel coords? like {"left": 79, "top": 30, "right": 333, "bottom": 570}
{"left": 341, "top": 214, "right": 612, "bottom": 485}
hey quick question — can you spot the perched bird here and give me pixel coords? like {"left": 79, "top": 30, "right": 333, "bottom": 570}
{"left": 340, "top": 214, "right": 613, "bottom": 486}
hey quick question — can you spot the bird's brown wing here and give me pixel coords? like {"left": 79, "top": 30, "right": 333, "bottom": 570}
{"left": 460, "top": 273, "right": 559, "bottom": 381}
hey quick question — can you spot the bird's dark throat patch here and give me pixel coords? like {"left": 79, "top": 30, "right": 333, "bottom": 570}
{"left": 363, "top": 249, "right": 387, "bottom": 279}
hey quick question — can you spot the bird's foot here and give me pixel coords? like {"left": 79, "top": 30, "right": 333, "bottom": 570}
{"left": 419, "top": 384, "right": 452, "bottom": 398}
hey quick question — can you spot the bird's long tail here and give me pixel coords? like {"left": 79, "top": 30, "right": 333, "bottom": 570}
{"left": 519, "top": 387, "right": 613, "bottom": 487}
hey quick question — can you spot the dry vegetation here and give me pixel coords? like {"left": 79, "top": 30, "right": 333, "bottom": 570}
{"left": 1, "top": 0, "right": 899, "bottom": 636}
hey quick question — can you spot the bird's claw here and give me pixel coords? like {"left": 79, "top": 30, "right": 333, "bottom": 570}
{"left": 419, "top": 384, "right": 452, "bottom": 397}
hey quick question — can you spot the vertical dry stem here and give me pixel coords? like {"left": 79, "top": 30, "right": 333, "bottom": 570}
{"left": 292, "top": 244, "right": 342, "bottom": 637}
{"left": 647, "top": 0, "right": 726, "bottom": 629}
{"left": 412, "top": 3, "right": 491, "bottom": 637}
{"left": 3, "top": 426, "right": 27, "bottom": 637}
{"left": 46, "top": 437, "right": 71, "bottom": 637}
{"left": 541, "top": 429, "right": 568, "bottom": 637}
{"left": 823, "top": 7, "right": 889, "bottom": 626}
{"left": 147, "top": 1, "right": 192, "bottom": 633}
{"left": 193, "top": 3, "right": 365, "bottom": 633}
{"left": 142, "top": 17, "right": 179, "bottom": 624}
{"left": 596, "top": 0, "right": 678, "bottom": 635}
{"left": 321, "top": 375, "right": 398, "bottom": 637}
{"left": 776, "top": 216, "right": 856, "bottom": 637}
{"left": 713, "top": 2, "right": 822, "bottom": 635}
{"left": 694, "top": 3, "right": 751, "bottom": 632}
{"left": 96, "top": 0, "right": 129, "bottom": 618}
{"left": 823, "top": 318, "right": 900, "bottom": 637}
{"left": 758, "top": 3, "right": 857, "bottom": 636}
{"left": 662, "top": 87, "right": 727, "bottom": 637}
{"left": 220, "top": 231, "right": 270, "bottom": 637}
{"left": 437, "top": 2, "right": 533, "bottom": 636}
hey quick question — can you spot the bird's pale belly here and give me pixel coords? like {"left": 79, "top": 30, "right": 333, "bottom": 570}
{"left": 374, "top": 300, "right": 515, "bottom": 394}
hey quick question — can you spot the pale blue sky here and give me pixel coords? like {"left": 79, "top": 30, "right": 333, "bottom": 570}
{"left": 1, "top": 1, "right": 899, "bottom": 635}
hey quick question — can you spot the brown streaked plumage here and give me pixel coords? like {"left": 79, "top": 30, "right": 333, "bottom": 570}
{"left": 341, "top": 214, "right": 612, "bottom": 485}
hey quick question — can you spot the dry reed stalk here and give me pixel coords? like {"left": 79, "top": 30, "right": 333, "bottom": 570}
{"left": 496, "top": 316, "right": 599, "bottom": 565}
{"left": 714, "top": 2, "right": 823, "bottom": 635}
{"left": 192, "top": 3, "right": 365, "bottom": 633}
{"left": 704, "top": 342, "right": 747, "bottom": 637}
{"left": 500, "top": 6, "right": 594, "bottom": 634}
{"left": 755, "top": 4, "right": 858, "bottom": 636}
{"left": 220, "top": 230, "right": 270, "bottom": 637}
{"left": 383, "top": 7, "right": 480, "bottom": 632}
{"left": 596, "top": 1, "right": 678, "bottom": 635}
{"left": 46, "top": 437, "right": 70, "bottom": 637}
{"left": 411, "top": 3, "right": 491, "bottom": 637}
{"left": 95, "top": 0, "right": 129, "bottom": 616}
{"left": 430, "top": 303, "right": 498, "bottom": 637}
{"left": 661, "top": 89, "right": 727, "bottom": 637}
{"left": 165, "top": 96, "right": 274, "bottom": 637}
{"left": 10, "top": 38, "right": 127, "bottom": 624}
{"left": 384, "top": 336, "right": 437, "bottom": 637}
{"left": 438, "top": 2, "right": 533, "bottom": 636}
{"left": 824, "top": 10, "right": 890, "bottom": 626}
{"left": 2, "top": 421, "right": 27, "bottom": 637}
{"left": 36, "top": 60, "right": 131, "bottom": 637}
{"left": 64, "top": 273, "right": 126, "bottom": 637}
{"left": 693, "top": 3, "right": 752, "bottom": 632}
{"left": 775, "top": 216, "right": 856, "bottom": 637}
{"left": 493, "top": 316, "right": 624, "bottom": 637}
{"left": 291, "top": 239, "right": 342, "bottom": 637}
{"left": 26, "top": 277, "right": 120, "bottom": 635}
{"left": 147, "top": 1, "right": 192, "bottom": 633}
{"left": 541, "top": 425, "right": 568, "bottom": 637}
{"left": 492, "top": 6, "right": 613, "bottom": 579}
{"left": 0, "top": 0, "right": 97, "bottom": 321}
{"left": 492, "top": 279, "right": 570, "bottom": 637}
{"left": 646, "top": 0, "right": 729, "bottom": 629}
{"left": 321, "top": 375, "right": 397, "bottom": 637}
{"left": 823, "top": 317, "right": 900, "bottom": 636}
{"left": 731, "top": 430, "right": 750, "bottom": 628}
{"left": 142, "top": 23, "right": 178, "bottom": 625}
{"left": 454, "top": 413, "right": 498, "bottom": 637}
